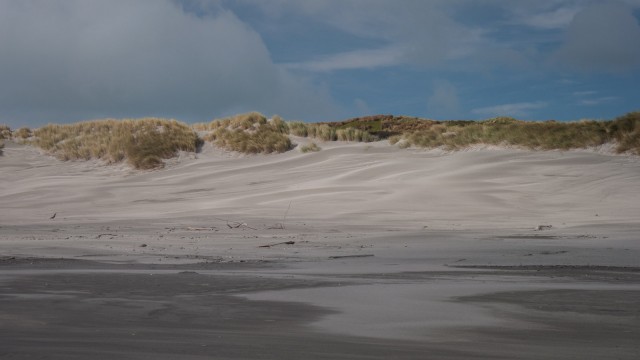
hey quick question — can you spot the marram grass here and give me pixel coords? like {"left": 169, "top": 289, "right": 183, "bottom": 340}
{"left": 0, "top": 124, "right": 11, "bottom": 140}
{"left": 202, "top": 112, "right": 292, "bottom": 154}
{"left": 11, "top": 110, "right": 640, "bottom": 169}
{"left": 391, "top": 112, "right": 640, "bottom": 154}
{"left": 300, "top": 142, "right": 321, "bottom": 153}
{"left": 29, "top": 118, "right": 200, "bottom": 169}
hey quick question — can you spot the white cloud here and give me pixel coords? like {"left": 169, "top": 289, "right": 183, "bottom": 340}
{"left": 426, "top": 81, "right": 461, "bottom": 118}
{"left": 243, "top": 0, "right": 487, "bottom": 71}
{"left": 572, "top": 90, "right": 597, "bottom": 97}
{"left": 552, "top": 2, "right": 640, "bottom": 72}
{"left": 579, "top": 96, "right": 617, "bottom": 106}
{"left": 518, "top": 5, "right": 581, "bottom": 29}
{"left": 0, "top": 0, "right": 337, "bottom": 127}
{"left": 472, "top": 102, "right": 547, "bottom": 118}
{"left": 284, "top": 46, "right": 403, "bottom": 72}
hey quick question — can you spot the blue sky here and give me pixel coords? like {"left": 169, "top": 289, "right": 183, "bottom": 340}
{"left": 1, "top": 0, "right": 639, "bottom": 128}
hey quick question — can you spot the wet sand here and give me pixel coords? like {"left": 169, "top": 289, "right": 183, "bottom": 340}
{"left": 1, "top": 255, "right": 639, "bottom": 359}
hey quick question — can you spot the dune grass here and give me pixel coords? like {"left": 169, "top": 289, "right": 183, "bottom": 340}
{"left": 300, "top": 142, "right": 321, "bottom": 153}
{"left": 11, "top": 110, "right": 640, "bottom": 167}
{"left": 14, "top": 127, "right": 33, "bottom": 141}
{"left": 391, "top": 112, "right": 640, "bottom": 154}
{"left": 0, "top": 125, "right": 8, "bottom": 155}
{"left": 0, "top": 124, "right": 11, "bottom": 140}
{"left": 29, "top": 118, "right": 200, "bottom": 169}
{"left": 202, "top": 112, "right": 292, "bottom": 154}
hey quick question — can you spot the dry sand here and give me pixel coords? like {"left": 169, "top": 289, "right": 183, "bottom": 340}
{"left": 1, "top": 139, "right": 639, "bottom": 359}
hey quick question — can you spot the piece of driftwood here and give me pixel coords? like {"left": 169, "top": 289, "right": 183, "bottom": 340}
{"left": 259, "top": 241, "right": 295, "bottom": 248}
{"left": 329, "top": 254, "right": 374, "bottom": 259}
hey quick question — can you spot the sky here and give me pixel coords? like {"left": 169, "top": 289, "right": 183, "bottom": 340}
{"left": 1, "top": 0, "right": 639, "bottom": 128}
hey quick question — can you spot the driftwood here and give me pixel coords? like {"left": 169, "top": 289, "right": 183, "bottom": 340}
{"left": 259, "top": 241, "right": 295, "bottom": 248}
{"left": 212, "top": 217, "right": 258, "bottom": 230}
{"left": 186, "top": 227, "right": 217, "bottom": 231}
{"left": 329, "top": 254, "right": 374, "bottom": 259}
{"left": 96, "top": 233, "right": 118, "bottom": 239}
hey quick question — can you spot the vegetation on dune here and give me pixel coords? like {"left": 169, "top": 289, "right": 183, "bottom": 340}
{"left": 11, "top": 110, "right": 640, "bottom": 168}
{"left": 609, "top": 112, "right": 640, "bottom": 154}
{"left": 0, "top": 124, "right": 8, "bottom": 155}
{"left": 202, "top": 112, "right": 292, "bottom": 154}
{"left": 300, "top": 142, "right": 321, "bottom": 153}
{"left": 390, "top": 112, "right": 640, "bottom": 154}
{"left": 0, "top": 124, "right": 11, "bottom": 140}
{"left": 29, "top": 118, "right": 200, "bottom": 169}
{"left": 14, "top": 127, "right": 33, "bottom": 140}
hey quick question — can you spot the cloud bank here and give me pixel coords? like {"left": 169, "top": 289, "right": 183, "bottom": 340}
{"left": 0, "top": 0, "right": 336, "bottom": 127}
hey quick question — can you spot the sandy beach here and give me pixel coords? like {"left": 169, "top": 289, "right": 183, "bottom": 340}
{"left": 1, "top": 139, "right": 639, "bottom": 359}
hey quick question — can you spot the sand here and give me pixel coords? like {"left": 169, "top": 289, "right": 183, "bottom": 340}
{"left": 1, "top": 139, "right": 639, "bottom": 359}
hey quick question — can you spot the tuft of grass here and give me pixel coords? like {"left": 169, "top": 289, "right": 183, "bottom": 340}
{"left": 609, "top": 111, "right": 640, "bottom": 155}
{"left": 29, "top": 118, "right": 199, "bottom": 169}
{"left": 300, "top": 142, "right": 321, "bottom": 153}
{"left": 203, "top": 112, "right": 292, "bottom": 154}
{"left": 288, "top": 121, "right": 308, "bottom": 137}
{"left": 306, "top": 124, "right": 337, "bottom": 141}
{"left": 0, "top": 124, "right": 11, "bottom": 140}
{"left": 14, "top": 127, "right": 32, "bottom": 141}
{"left": 336, "top": 128, "right": 378, "bottom": 142}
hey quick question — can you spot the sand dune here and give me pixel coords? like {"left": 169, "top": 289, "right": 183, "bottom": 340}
{"left": 2, "top": 140, "right": 639, "bottom": 229}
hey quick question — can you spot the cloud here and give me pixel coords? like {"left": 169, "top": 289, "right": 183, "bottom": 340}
{"left": 472, "top": 102, "right": 547, "bottom": 118}
{"left": 552, "top": 2, "right": 640, "bottom": 72}
{"left": 515, "top": 4, "right": 581, "bottom": 30}
{"left": 579, "top": 96, "right": 617, "bottom": 106}
{"left": 0, "top": 0, "right": 337, "bottom": 127}
{"left": 426, "top": 81, "right": 461, "bottom": 118}
{"left": 284, "top": 46, "right": 403, "bottom": 72}
{"left": 245, "top": 0, "right": 487, "bottom": 71}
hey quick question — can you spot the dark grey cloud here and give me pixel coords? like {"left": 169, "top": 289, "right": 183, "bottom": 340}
{"left": 0, "top": 0, "right": 337, "bottom": 127}
{"left": 552, "top": 2, "right": 640, "bottom": 72}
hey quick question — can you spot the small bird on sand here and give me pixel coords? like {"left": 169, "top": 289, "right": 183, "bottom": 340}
{"left": 49, "top": 213, "right": 56, "bottom": 220}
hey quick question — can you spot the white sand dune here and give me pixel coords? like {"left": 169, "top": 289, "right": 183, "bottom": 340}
{"left": 2, "top": 140, "right": 640, "bottom": 230}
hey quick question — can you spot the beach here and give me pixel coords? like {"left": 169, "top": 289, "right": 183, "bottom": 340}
{"left": 1, "top": 139, "right": 639, "bottom": 359}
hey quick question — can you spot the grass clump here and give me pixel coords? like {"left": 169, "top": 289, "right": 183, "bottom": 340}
{"left": 306, "top": 124, "right": 337, "bottom": 141}
{"left": 30, "top": 118, "right": 199, "bottom": 169}
{"left": 336, "top": 128, "right": 378, "bottom": 142}
{"left": 609, "top": 111, "right": 640, "bottom": 154}
{"left": 300, "top": 142, "right": 321, "bottom": 153}
{"left": 14, "top": 127, "right": 33, "bottom": 141}
{"left": 204, "top": 112, "right": 292, "bottom": 154}
{"left": 0, "top": 124, "right": 11, "bottom": 140}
